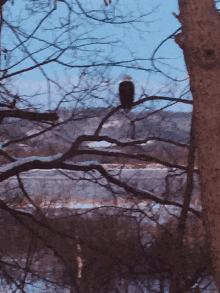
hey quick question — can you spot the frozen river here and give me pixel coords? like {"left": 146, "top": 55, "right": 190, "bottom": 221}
{"left": 0, "top": 166, "right": 200, "bottom": 202}
{"left": 0, "top": 165, "right": 201, "bottom": 224}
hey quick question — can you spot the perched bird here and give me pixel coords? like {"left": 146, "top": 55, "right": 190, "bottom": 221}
{"left": 119, "top": 75, "right": 134, "bottom": 113}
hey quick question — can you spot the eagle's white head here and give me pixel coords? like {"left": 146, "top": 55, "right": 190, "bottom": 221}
{"left": 123, "top": 75, "right": 132, "bottom": 82}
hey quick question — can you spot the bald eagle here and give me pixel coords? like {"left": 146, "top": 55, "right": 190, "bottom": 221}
{"left": 119, "top": 76, "right": 134, "bottom": 112}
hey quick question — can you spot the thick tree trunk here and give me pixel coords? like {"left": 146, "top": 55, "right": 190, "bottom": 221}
{"left": 175, "top": 0, "right": 220, "bottom": 292}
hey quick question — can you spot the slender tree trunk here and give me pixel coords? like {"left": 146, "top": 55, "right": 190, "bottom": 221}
{"left": 174, "top": 0, "right": 220, "bottom": 291}
{"left": 170, "top": 106, "right": 196, "bottom": 293}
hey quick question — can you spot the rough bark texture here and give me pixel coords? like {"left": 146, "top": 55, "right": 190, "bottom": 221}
{"left": 170, "top": 107, "right": 197, "bottom": 293}
{"left": 175, "top": 0, "right": 220, "bottom": 292}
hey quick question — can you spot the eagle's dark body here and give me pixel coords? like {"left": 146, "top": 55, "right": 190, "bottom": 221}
{"left": 119, "top": 81, "right": 134, "bottom": 112}
{"left": 119, "top": 80, "right": 134, "bottom": 112}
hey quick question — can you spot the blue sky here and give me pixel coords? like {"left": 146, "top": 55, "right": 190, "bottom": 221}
{"left": 3, "top": 0, "right": 194, "bottom": 112}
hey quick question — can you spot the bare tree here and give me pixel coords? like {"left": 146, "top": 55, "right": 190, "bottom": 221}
{"left": 172, "top": 0, "right": 220, "bottom": 292}
{"left": 0, "top": 0, "right": 215, "bottom": 293}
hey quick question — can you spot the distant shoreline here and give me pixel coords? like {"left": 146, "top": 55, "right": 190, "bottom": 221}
{"left": 103, "top": 163, "right": 198, "bottom": 170}
{"left": 103, "top": 163, "right": 168, "bottom": 169}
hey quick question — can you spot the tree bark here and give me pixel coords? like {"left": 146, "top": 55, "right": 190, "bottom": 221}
{"left": 175, "top": 0, "right": 220, "bottom": 292}
{"left": 170, "top": 106, "right": 196, "bottom": 293}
